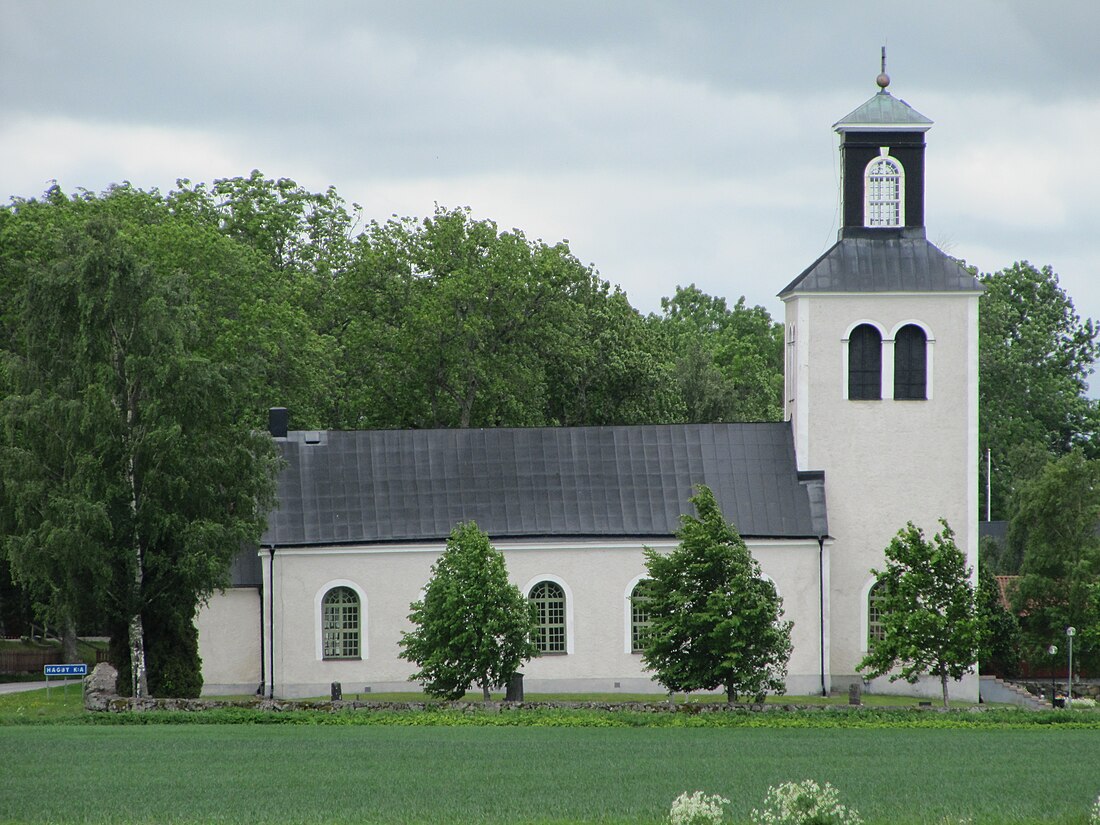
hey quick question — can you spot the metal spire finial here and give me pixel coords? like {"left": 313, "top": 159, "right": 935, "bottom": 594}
{"left": 876, "top": 46, "right": 890, "bottom": 91}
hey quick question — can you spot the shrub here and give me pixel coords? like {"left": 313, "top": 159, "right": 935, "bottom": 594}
{"left": 1089, "top": 793, "right": 1100, "bottom": 825}
{"left": 750, "top": 780, "right": 862, "bottom": 825}
{"left": 669, "top": 791, "right": 729, "bottom": 825}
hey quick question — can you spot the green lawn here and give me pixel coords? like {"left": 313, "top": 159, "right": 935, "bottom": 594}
{"left": 1, "top": 704, "right": 1099, "bottom": 824}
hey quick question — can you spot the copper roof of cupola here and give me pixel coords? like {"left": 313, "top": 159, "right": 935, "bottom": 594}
{"left": 833, "top": 90, "right": 933, "bottom": 132}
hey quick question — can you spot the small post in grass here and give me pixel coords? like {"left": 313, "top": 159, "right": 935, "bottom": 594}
{"left": 1048, "top": 644, "right": 1058, "bottom": 708}
{"left": 1066, "top": 627, "right": 1076, "bottom": 709}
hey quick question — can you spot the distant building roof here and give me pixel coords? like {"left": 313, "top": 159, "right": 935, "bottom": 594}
{"left": 834, "top": 90, "right": 933, "bottom": 132}
{"left": 263, "top": 423, "right": 829, "bottom": 547}
{"left": 779, "top": 237, "right": 983, "bottom": 296}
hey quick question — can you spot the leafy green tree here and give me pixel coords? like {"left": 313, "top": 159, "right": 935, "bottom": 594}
{"left": 980, "top": 262, "right": 1099, "bottom": 520}
{"left": 976, "top": 563, "right": 1021, "bottom": 678}
{"left": 1010, "top": 451, "right": 1100, "bottom": 672}
{"left": 642, "top": 486, "right": 792, "bottom": 702}
{"left": 857, "top": 521, "right": 981, "bottom": 707}
{"left": 400, "top": 522, "right": 537, "bottom": 700}
{"left": 0, "top": 210, "right": 279, "bottom": 697}
{"left": 544, "top": 278, "right": 681, "bottom": 426}
{"left": 335, "top": 206, "right": 678, "bottom": 430}
{"left": 654, "top": 285, "right": 783, "bottom": 423}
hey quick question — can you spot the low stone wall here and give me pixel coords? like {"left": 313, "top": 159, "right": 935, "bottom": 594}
{"left": 1012, "top": 678, "right": 1100, "bottom": 700}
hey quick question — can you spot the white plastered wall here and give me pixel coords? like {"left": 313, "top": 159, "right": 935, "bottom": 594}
{"left": 784, "top": 290, "right": 980, "bottom": 702}
{"left": 195, "top": 587, "right": 262, "bottom": 695}
{"left": 239, "top": 537, "right": 824, "bottom": 699}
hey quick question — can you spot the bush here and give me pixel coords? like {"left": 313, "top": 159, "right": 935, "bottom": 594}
{"left": 669, "top": 791, "right": 729, "bottom": 825}
{"left": 750, "top": 780, "right": 862, "bottom": 825}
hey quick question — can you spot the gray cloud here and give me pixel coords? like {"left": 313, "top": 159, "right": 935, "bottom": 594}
{"left": 2, "top": 0, "right": 1098, "bottom": 387}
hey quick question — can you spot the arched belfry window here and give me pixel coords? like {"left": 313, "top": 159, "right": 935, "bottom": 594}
{"left": 848, "top": 324, "right": 882, "bottom": 400}
{"left": 893, "top": 324, "right": 927, "bottom": 400}
{"left": 322, "top": 586, "right": 360, "bottom": 659}
{"left": 865, "top": 152, "right": 904, "bottom": 227}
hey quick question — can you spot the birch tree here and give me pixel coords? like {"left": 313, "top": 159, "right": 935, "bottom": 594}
{"left": 1, "top": 207, "right": 278, "bottom": 697}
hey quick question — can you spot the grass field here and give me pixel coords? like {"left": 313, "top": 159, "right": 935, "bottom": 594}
{"left": 2, "top": 689, "right": 1099, "bottom": 824}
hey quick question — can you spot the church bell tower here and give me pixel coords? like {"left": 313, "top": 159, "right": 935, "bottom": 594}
{"left": 778, "top": 58, "right": 983, "bottom": 699}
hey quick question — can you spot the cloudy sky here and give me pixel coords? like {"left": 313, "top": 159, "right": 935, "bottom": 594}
{"left": 2, "top": 2, "right": 1098, "bottom": 347}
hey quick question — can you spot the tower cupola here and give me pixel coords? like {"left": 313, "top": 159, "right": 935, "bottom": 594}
{"left": 833, "top": 51, "right": 932, "bottom": 239}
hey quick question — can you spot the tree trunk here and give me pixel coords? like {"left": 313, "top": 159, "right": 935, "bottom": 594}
{"left": 128, "top": 608, "right": 148, "bottom": 698}
{"left": 481, "top": 681, "right": 491, "bottom": 702}
{"left": 726, "top": 685, "right": 735, "bottom": 704}
{"left": 61, "top": 610, "right": 79, "bottom": 663}
{"left": 940, "top": 669, "right": 949, "bottom": 708}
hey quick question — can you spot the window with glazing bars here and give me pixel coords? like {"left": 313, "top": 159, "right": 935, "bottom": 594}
{"left": 893, "top": 324, "right": 927, "bottom": 400}
{"left": 630, "top": 581, "right": 653, "bottom": 653}
{"left": 322, "top": 586, "right": 360, "bottom": 659}
{"left": 868, "top": 581, "right": 888, "bottom": 644}
{"left": 529, "top": 581, "right": 566, "bottom": 653}
{"left": 865, "top": 156, "right": 903, "bottom": 226}
{"left": 848, "top": 324, "right": 882, "bottom": 400}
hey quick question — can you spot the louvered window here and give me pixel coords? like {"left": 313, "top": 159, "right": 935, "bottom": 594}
{"left": 848, "top": 325, "right": 882, "bottom": 400}
{"left": 893, "top": 324, "right": 927, "bottom": 400}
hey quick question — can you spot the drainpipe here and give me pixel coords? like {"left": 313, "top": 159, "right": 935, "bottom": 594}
{"left": 818, "top": 536, "right": 827, "bottom": 697}
{"left": 258, "top": 562, "right": 266, "bottom": 697}
{"left": 268, "top": 546, "right": 276, "bottom": 699}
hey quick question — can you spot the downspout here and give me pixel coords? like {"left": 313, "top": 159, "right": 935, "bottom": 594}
{"left": 818, "top": 535, "right": 826, "bottom": 697}
{"left": 257, "top": 555, "right": 266, "bottom": 696}
{"left": 268, "top": 545, "right": 276, "bottom": 699}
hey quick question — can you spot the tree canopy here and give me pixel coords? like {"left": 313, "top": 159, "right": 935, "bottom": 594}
{"left": 642, "top": 486, "right": 792, "bottom": 702}
{"left": 1009, "top": 451, "right": 1100, "bottom": 672}
{"left": 652, "top": 285, "right": 783, "bottom": 423}
{"left": 857, "top": 521, "right": 981, "bottom": 707}
{"left": 979, "top": 261, "right": 1099, "bottom": 521}
{"left": 0, "top": 190, "right": 280, "bottom": 696}
{"left": 399, "top": 522, "right": 536, "bottom": 700}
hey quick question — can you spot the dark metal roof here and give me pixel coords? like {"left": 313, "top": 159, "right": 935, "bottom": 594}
{"left": 262, "top": 423, "right": 828, "bottom": 546}
{"left": 779, "top": 236, "right": 983, "bottom": 296}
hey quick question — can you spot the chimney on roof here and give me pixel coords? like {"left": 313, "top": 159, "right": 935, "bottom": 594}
{"left": 268, "top": 407, "right": 289, "bottom": 438}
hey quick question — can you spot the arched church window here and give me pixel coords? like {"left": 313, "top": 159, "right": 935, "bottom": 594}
{"left": 322, "top": 586, "right": 360, "bottom": 659}
{"left": 848, "top": 324, "right": 882, "bottom": 400}
{"left": 893, "top": 324, "right": 927, "bottom": 400}
{"left": 630, "top": 580, "right": 653, "bottom": 653}
{"left": 865, "top": 154, "right": 904, "bottom": 227}
{"left": 868, "top": 581, "right": 888, "bottom": 645}
{"left": 529, "top": 580, "right": 567, "bottom": 654}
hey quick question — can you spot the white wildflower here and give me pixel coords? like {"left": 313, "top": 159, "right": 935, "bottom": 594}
{"left": 669, "top": 791, "right": 730, "bottom": 825}
{"left": 750, "top": 780, "right": 862, "bottom": 825}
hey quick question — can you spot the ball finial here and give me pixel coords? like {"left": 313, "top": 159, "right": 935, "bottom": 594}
{"left": 877, "top": 45, "right": 890, "bottom": 91}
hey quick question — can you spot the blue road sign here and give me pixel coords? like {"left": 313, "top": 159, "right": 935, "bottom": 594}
{"left": 44, "top": 664, "right": 88, "bottom": 677}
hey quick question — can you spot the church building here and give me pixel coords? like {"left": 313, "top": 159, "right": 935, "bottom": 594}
{"left": 196, "top": 71, "right": 982, "bottom": 701}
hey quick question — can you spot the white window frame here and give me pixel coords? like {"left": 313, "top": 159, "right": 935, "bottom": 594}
{"left": 314, "top": 579, "right": 368, "bottom": 661}
{"left": 864, "top": 149, "right": 905, "bottom": 227}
